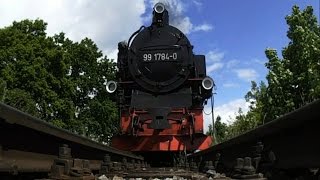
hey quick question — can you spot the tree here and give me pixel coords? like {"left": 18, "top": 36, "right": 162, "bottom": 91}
{"left": 206, "top": 115, "right": 228, "bottom": 144}
{"left": 0, "top": 19, "right": 118, "bottom": 142}
{"left": 214, "top": 116, "right": 228, "bottom": 143}
{"left": 225, "top": 108, "right": 254, "bottom": 138}
{"left": 264, "top": 6, "right": 320, "bottom": 120}
{"left": 244, "top": 81, "right": 268, "bottom": 124}
{"left": 0, "top": 78, "right": 6, "bottom": 102}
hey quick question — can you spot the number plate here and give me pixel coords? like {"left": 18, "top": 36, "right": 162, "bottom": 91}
{"left": 142, "top": 52, "right": 178, "bottom": 61}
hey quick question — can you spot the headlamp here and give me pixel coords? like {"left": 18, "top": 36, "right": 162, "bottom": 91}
{"left": 154, "top": 3, "right": 165, "bottom": 14}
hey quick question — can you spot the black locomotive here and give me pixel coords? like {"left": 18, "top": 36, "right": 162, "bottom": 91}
{"left": 110, "top": 3, "right": 214, "bottom": 154}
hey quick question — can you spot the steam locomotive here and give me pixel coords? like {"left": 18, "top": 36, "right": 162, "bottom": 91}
{"left": 108, "top": 3, "right": 214, "bottom": 163}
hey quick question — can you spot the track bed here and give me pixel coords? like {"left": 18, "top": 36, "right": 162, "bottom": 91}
{"left": 188, "top": 100, "right": 320, "bottom": 179}
{"left": 0, "top": 103, "right": 143, "bottom": 179}
{"left": 1, "top": 100, "right": 320, "bottom": 179}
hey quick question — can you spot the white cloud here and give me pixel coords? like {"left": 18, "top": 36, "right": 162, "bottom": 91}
{"left": 223, "top": 83, "right": 239, "bottom": 88}
{"left": 234, "top": 69, "right": 258, "bottom": 82}
{"left": 207, "top": 63, "right": 224, "bottom": 74}
{"left": 205, "top": 50, "right": 225, "bottom": 74}
{"left": 207, "top": 50, "right": 224, "bottom": 62}
{"left": 252, "top": 58, "right": 266, "bottom": 65}
{"left": 226, "top": 59, "right": 240, "bottom": 69}
{"left": 193, "top": 23, "right": 213, "bottom": 32}
{"left": 151, "top": 0, "right": 213, "bottom": 34}
{"left": 0, "top": 0, "right": 146, "bottom": 58}
{"left": 177, "top": 17, "right": 194, "bottom": 34}
{"left": 105, "top": 49, "right": 118, "bottom": 62}
{"left": 203, "top": 99, "right": 250, "bottom": 132}
{"left": 192, "top": 0, "right": 202, "bottom": 8}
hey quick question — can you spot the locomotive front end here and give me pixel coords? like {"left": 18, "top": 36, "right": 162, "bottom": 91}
{"left": 111, "top": 3, "right": 214, "bottom": 156}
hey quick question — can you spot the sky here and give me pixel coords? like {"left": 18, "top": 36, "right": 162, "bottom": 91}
{"left": 0, "top": 0, "right": 319, "bottom": 132}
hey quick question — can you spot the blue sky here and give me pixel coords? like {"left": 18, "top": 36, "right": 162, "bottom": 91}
{"left": 185, "top": 0, "right": 319, "bottom": 106}
{"left": 0, "top": 0, "right": 319, "bottom": 130}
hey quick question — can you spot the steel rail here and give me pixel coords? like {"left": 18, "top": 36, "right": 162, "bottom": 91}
{"left": 0, "top": 103, "right": 143, "bottom": 174}
{"left": 189, "top": 99, "right": 320, "bottom": 170}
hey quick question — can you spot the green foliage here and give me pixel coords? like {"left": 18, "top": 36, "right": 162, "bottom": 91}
{"left": 206, "top": 116, "right": 228, "bottom": 144}
{"left": 264, "top": 5, "right": 320, "bottom": 120}
{"left": 244, "top": 81, "right": 268, "bottom": 124}
{"left": 0, "top": 78, "right": 6, "bottom": 102}
{"left": 226, "top": 107, "right": 263, "bottom": 139}
{"left": 0, "top": 19, "right": 118, "bottom": 142}
{"left": 214, "top": 116, "right": 228, "bottom": 143}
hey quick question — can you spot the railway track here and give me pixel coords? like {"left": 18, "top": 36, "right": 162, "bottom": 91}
{"left": 0, "top": 103, "right": 144, "bottom": 179}
{"left": 1, "top": 100, "right": 319, "bottom": 179}
{"left": 188, "top": 99, "right": 320, "bottom": 179}
{"left": 0, "top": 103, "right": 215, "bottom": 179}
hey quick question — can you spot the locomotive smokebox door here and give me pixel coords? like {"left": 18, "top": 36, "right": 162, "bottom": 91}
{"left": 127, "top": 2, "right": 193, "bottom": 94}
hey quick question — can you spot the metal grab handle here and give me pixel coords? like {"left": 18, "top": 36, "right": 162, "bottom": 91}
{"left": 139, "top": 45, "right": 181, "bottom": 51}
